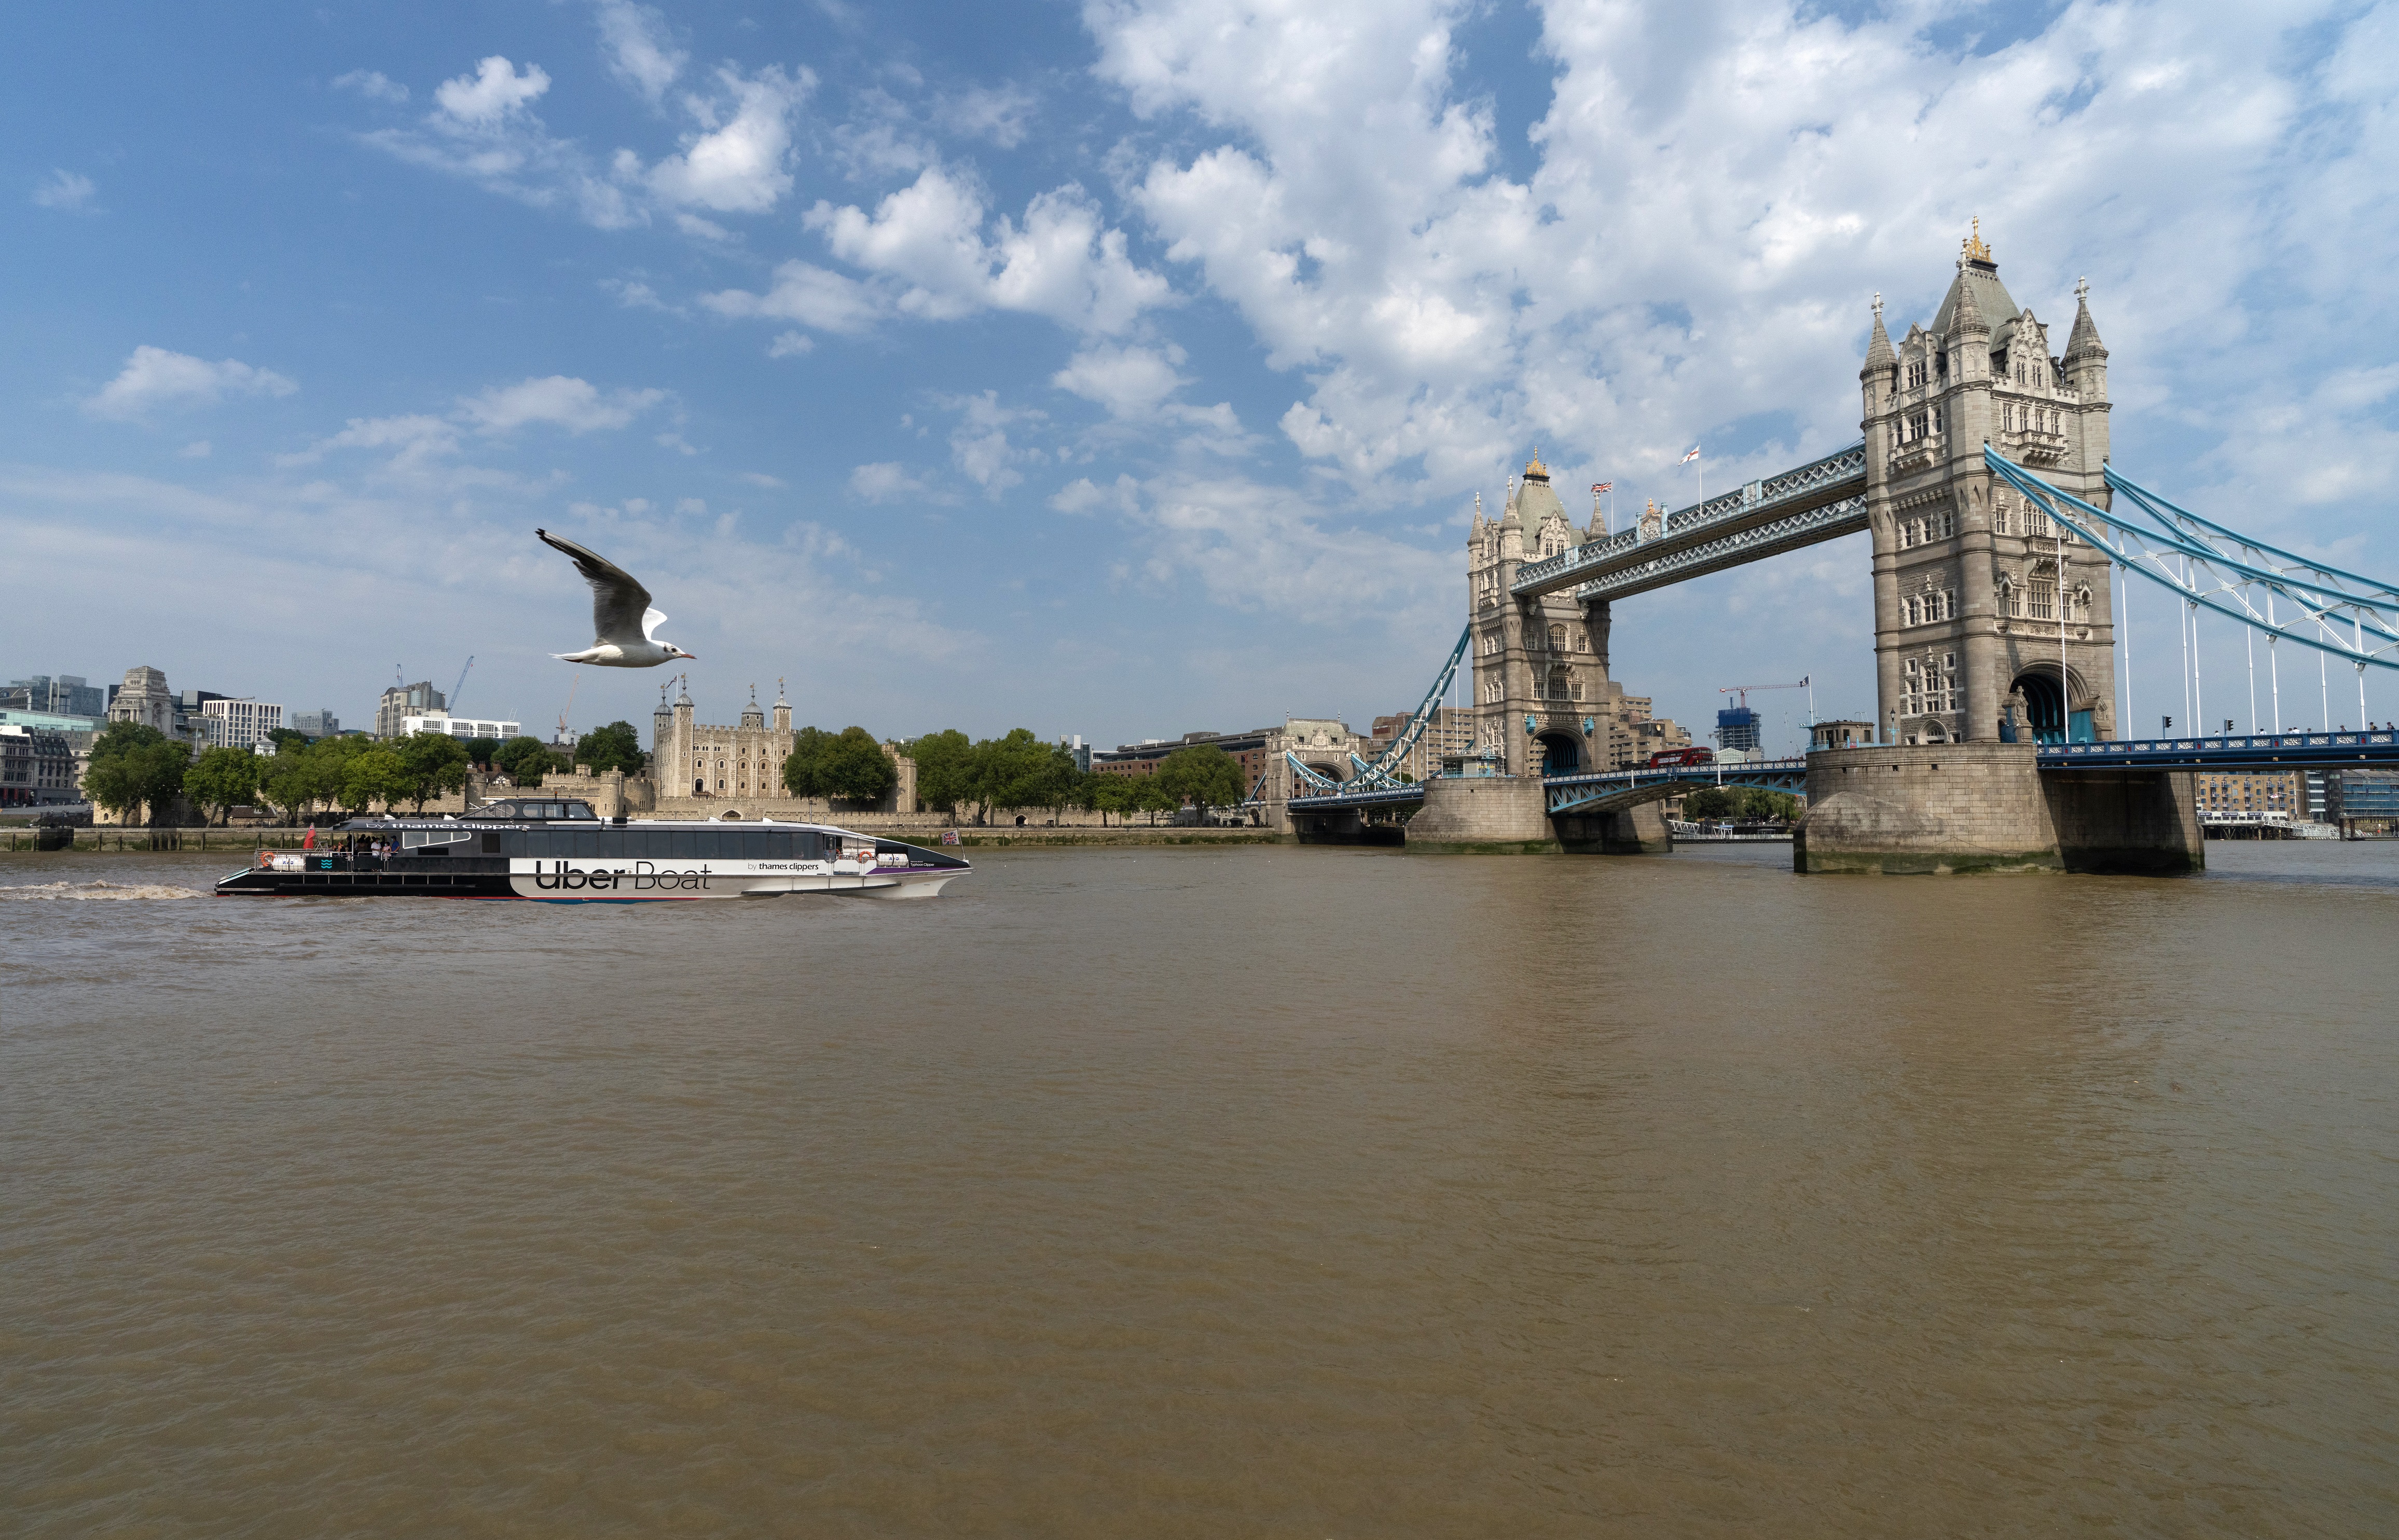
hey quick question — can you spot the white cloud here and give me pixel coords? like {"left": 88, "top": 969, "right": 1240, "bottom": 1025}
{"left": 434, "top": 56, "right": 551, "bottom": 126}
{"left": 702, "top": 260, "right": 885, "bottom": 334}
{"left": 32, "top": 169, "right": 97, "bottom": 210}
{"left": 942, "top": 390, "right": 1046, "bottom": 496}
{"left": 332, "top": 69, "right": 409, "bottom": 104}
{"left": 1050, "top": 474, "right": 1141, "bottom": 516}
{"left": 767, "top": 330, "right": 815, "bottom": 357}
{"left": 84, "top": 345, "right": 297, "bottom": 420}
{"left": 941, "top": 84, "right": 1038, "bottom": 148}
{"left": 459, "top": 376, "right": 665, "bottom": 434}
{"left": 602, "top": 276, "right": 679, "bottom": 312}
{"left": 634, "top": 65, "right": 811, "bottom": 214}
{"left": 850, "top": 461, "right": 928, "bottom": 502}
{"left": 803, "top": 167, "right": 1171, "bottom": 334}
{"left": 594, "top": 0, "right": 685, "bottom": 104}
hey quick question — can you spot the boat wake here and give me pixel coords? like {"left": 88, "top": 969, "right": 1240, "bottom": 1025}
{"left": 0, "top": 879, "right": 205, "bottom": 901}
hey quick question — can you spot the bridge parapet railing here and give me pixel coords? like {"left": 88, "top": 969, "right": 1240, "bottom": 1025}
{"left": 2039, "top": 730, "right": 2397, "bottom": 766}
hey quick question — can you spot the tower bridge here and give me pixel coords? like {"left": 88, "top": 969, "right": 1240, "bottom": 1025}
{"left": 1273, "top": 226, "right": 2399, "bottom": 871}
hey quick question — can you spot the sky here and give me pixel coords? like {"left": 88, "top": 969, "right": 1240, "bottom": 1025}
{"left": 6, "top": 0, "right": 2396, "bottom": 753}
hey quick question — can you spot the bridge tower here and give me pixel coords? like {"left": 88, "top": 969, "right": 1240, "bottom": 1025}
{"left": 1862, "top": 225, "right": 2118, "bottom": 744}
{"left": 1467, "top": 454, "right": 1621, "bottom": 775}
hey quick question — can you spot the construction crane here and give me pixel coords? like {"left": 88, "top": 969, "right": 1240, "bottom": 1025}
{"left": 1716, "top": 677, "right": 1813, "bottom": 755}
{"left": 448, "top": 655, "right": 474, "bottom": 715}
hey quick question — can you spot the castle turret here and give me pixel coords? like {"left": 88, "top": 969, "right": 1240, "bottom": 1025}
{"left": 2063, "top": 277, "right": 2108, "bottom": 399}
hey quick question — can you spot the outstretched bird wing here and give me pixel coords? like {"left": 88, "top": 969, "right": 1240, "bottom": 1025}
{"left": 537, "top": 528, "right": 655, "bottom": 646}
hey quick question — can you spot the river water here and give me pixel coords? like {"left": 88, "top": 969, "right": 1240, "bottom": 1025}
{"left": 5, "top": 842, "right": 2395, "bottom": 1536}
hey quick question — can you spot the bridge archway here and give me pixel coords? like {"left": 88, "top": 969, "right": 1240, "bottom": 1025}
{"left": 2011, "top": 662, "right": 2095, "bottom": 744}
{"left": 1536, "top": 731, "right": 1582, "bottom": 775}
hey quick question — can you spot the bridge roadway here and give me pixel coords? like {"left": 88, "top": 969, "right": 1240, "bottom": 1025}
{"left": 1509, "top": 443, "right": 1867, "bottom": 604}
{"left": 1285, "top": 730, "right": 2399, "bottom": 821}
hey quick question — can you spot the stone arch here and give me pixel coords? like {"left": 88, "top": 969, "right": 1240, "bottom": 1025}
{"left": 2009, "top": 660, "right": 2097, "bottom": 743}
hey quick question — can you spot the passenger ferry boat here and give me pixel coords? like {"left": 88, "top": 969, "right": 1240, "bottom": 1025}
{"left": 214, "top": 797, "right": 970, "bottom": 901}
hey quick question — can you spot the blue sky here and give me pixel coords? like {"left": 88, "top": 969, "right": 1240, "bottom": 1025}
{"left": 7, "top": 0, "right": 2396, "bottom": 751}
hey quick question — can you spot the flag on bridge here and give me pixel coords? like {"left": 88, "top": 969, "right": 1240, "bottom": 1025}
{"left": 1680, "top": 446, "right": 1701, "bottom": 463}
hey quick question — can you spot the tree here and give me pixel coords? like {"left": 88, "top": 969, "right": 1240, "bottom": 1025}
{"left": 967, "top": 728, "right": 1058, "bottom": 823}
{"left": 492, "top": 735, "right": 554, "bottom": 787}
{"left": 340, "top": 747, "right": 408, "bottom": 813}
{"left": 906, "top": 729, "right": 975, "bottom": 819}
{"left": 779, "top": 726, "right": 835, "bottom": 798}
{"left": 84, "top": 720, "right": 190, "bottom": 825}
{"left": 1086, "top": 772, "right": 1137, "bottom": 827}
{"left": 185, "top": 746, "right": 263, "bottom": 825}
{"left": 1133, "top": 774, "right": 1181, "bottom": 825}
{"left": 574, "top": 720, "right": 646, "bottom": 775}
{"left": 259, "top": 748, "right": 319, "bottom": 825}
{"left": 820, "top": 727, "right": 899, "bottom": 804}
{"left": 1153, "top": 742, "right": 1246, "bottom": 822}
{"left": 396, "top": 731, "right": 472, "bottom": 813}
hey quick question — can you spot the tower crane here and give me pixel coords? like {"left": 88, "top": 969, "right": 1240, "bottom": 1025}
{"left": 1715, "top": 677, "right": 1813, "bottom": 756}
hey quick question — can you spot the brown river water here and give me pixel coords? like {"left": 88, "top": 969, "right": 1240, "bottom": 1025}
{"left": 4, "top": 841, "right": 2396, "bottom": 1537}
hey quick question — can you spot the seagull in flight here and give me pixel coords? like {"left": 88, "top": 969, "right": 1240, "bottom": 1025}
{"left": 537, "top": 529, "right": 697, "bottom": 668}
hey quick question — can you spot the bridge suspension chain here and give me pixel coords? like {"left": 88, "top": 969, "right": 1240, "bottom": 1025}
{"left": 1986, "top": 449, "right": 2399, "bottom": 674}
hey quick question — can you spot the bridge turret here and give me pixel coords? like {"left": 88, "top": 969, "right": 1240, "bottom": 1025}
{"left": 1860, "top": 292, "right": 1895, "bottom": 414}
{"left": 2063, "top": 278, "right": 2108, "bottom": 400}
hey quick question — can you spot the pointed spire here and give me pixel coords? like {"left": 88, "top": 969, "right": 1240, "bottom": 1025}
{"left": 1862, "top": 289, "right": 1895, "bottom": 379}
{"left": 2064, "top": 276, "right": 2107, "bottom": 363}
{"left": 1950, "top": 265, "right": 1988, "bottom": 341}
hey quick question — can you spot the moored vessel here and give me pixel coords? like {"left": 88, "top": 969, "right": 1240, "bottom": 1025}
{"left": 213, "top": 797, "right": 970, "bottom": 901}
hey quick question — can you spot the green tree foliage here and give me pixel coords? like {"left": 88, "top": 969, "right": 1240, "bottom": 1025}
{"left": 462, "top": 736, "right": 503, "bottom": 769}
{"left": 1153, "top": 742, "right": 1247, "bottom": 818}
{"left": 905, "top": 729, "right": 975, "bottom": 816}
{"left": 340, "top": 747, "right": 408, "bottom": 813}
{"left": 574, "top": 720, "right": 647, "bottom": 775}
{"left": 779, "top": 726, "right": 898, "bottom": 804}
{"left": 778, "top": 726, "right": 834, "bottom": 798}
{"left": 492, "top": 735, "right": 554, "bottom": 787}
{"left": 84, "top": 720, "right": 190, "bottom": 825}
{"left": 1133, "top": 774, "right": 1181, "bottom": 824}
{"left": 395, "top": 732, "right": 472, "bottom": 812}
{"left": 1679, "top": 785, "right": 1801, "bottom": 822}
{"left": 184, "top": 746, "right": 263, "bottom": 825}
{"left": 1086, "top": 773, "right": 1137, "bottom": 827}
{"left": 821, "top": 727, "right": 899, "bottom": 803}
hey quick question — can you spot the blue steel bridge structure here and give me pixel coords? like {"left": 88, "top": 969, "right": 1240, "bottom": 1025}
{"left": 1285, "top": 445, "right": 2399, "bottom": 827}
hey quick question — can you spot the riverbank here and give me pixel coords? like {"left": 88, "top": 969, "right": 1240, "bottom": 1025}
{"left": 1, "top": 824, "right": 1286, "bottom": 854}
